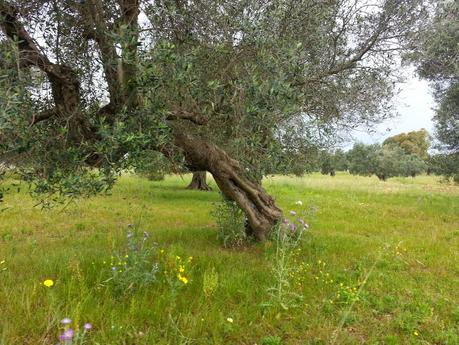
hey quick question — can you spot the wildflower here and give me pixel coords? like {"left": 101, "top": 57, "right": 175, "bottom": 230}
{"left": 177, "top": 274, "right": 188, "bottom": 284}
{"left": 60, "top": 318, "right": 72, "bottom": 325}
{"left": 282, "top": 218, "right": 289, "bottom": 224}
{"left": 59, "top": 328, "right": 74, "bottom": 341}
{"left": 160, "top": 249, "right": 165, "bottom": 254}
{"left": 295, "top": 200, "right": 303, "bottom": 205}
{"left": 124, "top": 254, "right": 129, "bottom": 258}
{"left": 127, "top": 231, "right": 134, "bottom": 238}
{"left": 289, "top": 223, "right": 296, "bottom": 232}
{"left": 43, "top": 279, "right": 54, "bottom": 288}
{"left": 226, "top": 317, "right": 234, "bottom": 323}
{"left": 0, "top": 260, "right": 5, "bottom": 264}
{"left": 179, "top": 265, "right": 185, "bottom": 273}
{"left": 289, "top": 210, "right": 297, "bottom": 216}
{"left": 111, "top": 266, "right": 117, "bottom": 271}
{"left": 414, "top": 331, "right": 419, "bottom": 336}
{"left": 84, "top": 323, "right": 92, "bottom": 330}
{"left": 143, "top": 231, "right": 150, "bottom": 238}
{"left": 299, "top": 218, "right": 309, "bottom": 229}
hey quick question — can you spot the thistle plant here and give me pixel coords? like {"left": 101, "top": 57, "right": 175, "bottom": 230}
{"left": 103, "top": 226, "right": 159, "bottom": 295}
{"left": 263, "top": 207, "right": 310, "bottom": 310}
{"left": 57, "top": 318, "right": 92, "bottom": 345}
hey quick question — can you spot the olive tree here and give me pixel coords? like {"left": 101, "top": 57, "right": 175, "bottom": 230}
{"left": 410, "top": 0, "right": 458, "bottom": 181}
{"left": 0, "top": 0, "right": 427, "bottom": 240}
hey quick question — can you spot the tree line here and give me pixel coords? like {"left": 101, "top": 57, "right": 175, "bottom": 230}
{"left": 315, "top": 129, "right": 458, "bottom": 183}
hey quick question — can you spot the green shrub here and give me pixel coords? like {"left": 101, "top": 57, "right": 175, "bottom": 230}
{"left": 211, "top": 197, "right": 247, "bottom": 248}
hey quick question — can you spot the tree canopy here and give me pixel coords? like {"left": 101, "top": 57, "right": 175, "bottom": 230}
{"left": 411, "top": 1, "right": 458, "bottom": 154}
{"left": 383, "top": 129, "right": 430, "bottom": 160}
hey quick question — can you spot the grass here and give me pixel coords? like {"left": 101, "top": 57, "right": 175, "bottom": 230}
{"left": 0, "top": 172, "right": 458, "bottom": 345}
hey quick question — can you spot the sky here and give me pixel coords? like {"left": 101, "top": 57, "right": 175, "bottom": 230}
{"left": 345, "top": 70, "right": 436, "bottom": 148}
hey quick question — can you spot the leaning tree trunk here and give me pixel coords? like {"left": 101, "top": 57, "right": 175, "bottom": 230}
{"left": 173, "top": 131, "right": 282, "bottom": 241}
{"left": 187, "top": 171, "right": 212, "bottom": 191}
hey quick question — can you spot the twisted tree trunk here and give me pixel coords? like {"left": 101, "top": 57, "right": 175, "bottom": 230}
{"left": 174, "top": 131, "right": 282, "bottom": 241}
{"left": 187, "top": 171, "right": 212, "bottom": 191}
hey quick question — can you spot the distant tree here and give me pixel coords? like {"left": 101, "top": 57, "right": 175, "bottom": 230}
{"left": 373, "top": 146, "right": 406, "bottom": 181}
{"left": 187, "top": 171, "right": 212, "bottom": 191}
{"left": 428, "top": 153, "right": 459, "bottom": 184}
{"left": 319, "top": 149, "right": 348, "bottom": 176}
{"left": 383, "top": 129, "right": 430, "bottom": 160}
{"left": 334, "top": 149, "right": 349, "bottom": 172}
{"left": 319, "top": 151, "right": 336, "bottom": 176}
{"left": 401, "top": 154, "right": 427, "bottom": 178}
{"left": 347, "top": 143, "right": 379, "bottom": 177}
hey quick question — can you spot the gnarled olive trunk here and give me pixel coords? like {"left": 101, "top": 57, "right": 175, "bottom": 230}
{"left": 187, "top": 171, "right": 212, "bottom": 191}
{"left": 174, "top": 131, "right": 282, "bottom": 241}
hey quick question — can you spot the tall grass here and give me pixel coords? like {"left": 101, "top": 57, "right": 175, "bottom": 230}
{"left": 0, "top": 173, "right": 458, "bottom": 344}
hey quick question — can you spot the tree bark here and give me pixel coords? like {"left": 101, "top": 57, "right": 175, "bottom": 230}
{"left": 187, "top": 171, "right": 212, "bottom": 191}
{"left": 173, "top": 131, "right": 282, "bottom": 241}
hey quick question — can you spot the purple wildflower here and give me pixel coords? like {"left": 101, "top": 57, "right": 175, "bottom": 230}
{"left": 289, "top": 210, "right": 297, "bottom": 216}
{"left": 59, "top": 329, "right": 74, "bottom": 341}
{"left": 289, "top": 223, "right": 296, "bottom": 232}
{"left": 84, "top": 323, "right": 92, "bottom": 330}
{"left": 60, "top": 318, "right": 72, "bottom": 325}
{"left": 282, "top": 218, "right": 289, "bottom": 224}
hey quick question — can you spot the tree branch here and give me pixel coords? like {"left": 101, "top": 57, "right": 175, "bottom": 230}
{"left": 167, "top": 109, "right": 208, "bottom": 125}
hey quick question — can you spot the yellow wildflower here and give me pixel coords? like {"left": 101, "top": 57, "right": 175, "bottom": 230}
{"left": 43, "top": 279, "right": 54, "bottom": 288}
{"left": 226, "top": 317, "right": 233, "bottom": 323}
{"left": 177, "top": 274, "right": 188, "bottom": 284}
{"left": 414, "top": 331, "right": 419, "bottom": 336}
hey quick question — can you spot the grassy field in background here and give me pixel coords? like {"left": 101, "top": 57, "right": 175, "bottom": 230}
{"left": 0, "top": 173, "right": 458, "bottom": 345}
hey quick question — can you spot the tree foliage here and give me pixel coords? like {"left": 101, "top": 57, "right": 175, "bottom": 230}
{"left": 319, "top": 149, "right": 348, "bottom": 176}
{"left": 411, "top": 1, "right": 458, "bottom": 151}
{"left": 383, "top": 129, "right": 430, "bottom": 160}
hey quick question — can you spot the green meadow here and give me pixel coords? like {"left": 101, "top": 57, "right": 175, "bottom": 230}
{"left": 0, "top": 173, "right": 458, "bottom": 345}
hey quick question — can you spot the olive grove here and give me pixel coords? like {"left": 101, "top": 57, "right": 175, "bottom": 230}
{"left": 0, "top": 0, "right": 429, "bottom": 239}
